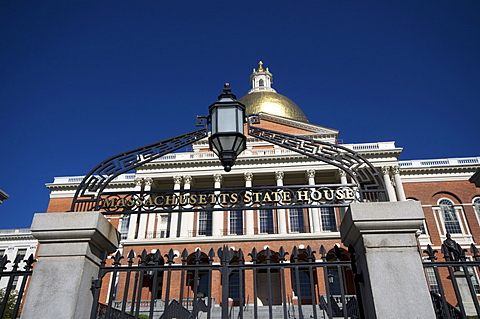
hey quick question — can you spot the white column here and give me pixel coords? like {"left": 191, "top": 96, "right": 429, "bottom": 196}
{"left": 136, "top": 178, "right": 148, "bottom": 239}
{"left": 244, "top": 172, "right": 254, "bottom": 236}
{"left": 169, "top": 176, "right": 182, "bottom": 238}
{"left": 392, "top": 165, "right": 407, "bottom": 201}
{"left": 338, "top": 169, "right": 348, "bottom": 220}
{"left": 127, "top": 178, "right": 143, "bottom": 239}
{"left": 276, "top": 171, "right": 288, "bottom": 234}
{"left": 212, "top": 174, "right": 223, "bottom": 237}
{"left": 382, "top": 166, "right": 397, "bottom": 202}
{"left": 180, "top": 175, "right": 193, "bottom": 238}
{"left": 338, "top": 169, "right": 348, "bottom": 185}
{"left": 144, "top": 177, "right": 156, "bottom": 238}
{"left": 307, "top": 169, "right": 321, "bottom": 233}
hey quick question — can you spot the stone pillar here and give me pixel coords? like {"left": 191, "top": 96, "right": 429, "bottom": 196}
{"left": 212, "top": 174, "right": 223, "bottom": 237}
{"left": 169, "top": 176, "right": 182, "bottom": 238}
{"left": 244, "top": 172, "right": 255, "bottom": 236}
{"left": 21, "top": 212, "right": 119, "bottom": 319}
{"left": 306, "top": 169, "right": 321, "bottom": 233}
{"left": 340, "top": 201, "right": 435, "bottom": 319}
{"left": 180, "top": 175, "right": 193, "bottom": 238}
{"left": 276, "top": 171, "right": 288, "bottom": 234}
{"left": 127, "top": 177, "right": 143, "bottom": 239}
{"left": 381, "top": 166, "right": 397, "bottom": 202}
{"left": 392, "top": 165, "right": 407, "bottom": 202}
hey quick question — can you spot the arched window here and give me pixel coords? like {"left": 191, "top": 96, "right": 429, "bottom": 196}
{"left": 474, "top": 197, "right": 480, "bottom": 219}
{"left": 439, "top": 199, "right": 462, "bottom": 234}
{"left": 259, "top": 79, "right": 264, "bottom": 87}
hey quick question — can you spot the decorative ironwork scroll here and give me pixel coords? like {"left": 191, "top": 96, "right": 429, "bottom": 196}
{"left": 247, "top": 118, "right": 388, "bottom": 202}
{"left": 70, "top": 127, "right": 208, "bottom": 212}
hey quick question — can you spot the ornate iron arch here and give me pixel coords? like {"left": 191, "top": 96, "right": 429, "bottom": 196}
{"left": 246, "top": 116, "right": 389, "bottom": 202}
{"left": 70, "top": 114, "right": 388, "bottom": 212}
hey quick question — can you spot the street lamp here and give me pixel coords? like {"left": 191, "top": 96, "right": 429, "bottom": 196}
{"left": 208, "top": 83, "right": 246, "bottom": 172}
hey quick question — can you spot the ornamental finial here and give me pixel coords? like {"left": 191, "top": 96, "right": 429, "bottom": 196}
{"left": 257, "top": 61, "right": 264, "bottom": 72}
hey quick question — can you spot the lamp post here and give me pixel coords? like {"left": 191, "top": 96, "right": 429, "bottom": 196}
{"left": 208, "top": 83, "right": 246, "bottom": 172}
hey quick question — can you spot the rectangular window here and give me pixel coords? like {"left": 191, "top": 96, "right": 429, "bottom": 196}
{"left": 16, "top": 249, "right": 27, "bottom": 262}
{"left": 230, "top": 211, "right": 243, "bottom": 235}
{"left": 320, "top": 207, "right": 337, "bottom": 232}
{"left": 424, "top": 266, "right": 440, "bottom": 294}
{"left": 259, "top": 209, "right": 275, "bottom": 234}
{"left": 120, "top": 215, "right": 130, "bottom": 240}
{"left": 198, "top": 211, "right": 212, "bottom": 236}
{"left": 290, "top": 208, "right": 306, "bottom": 233}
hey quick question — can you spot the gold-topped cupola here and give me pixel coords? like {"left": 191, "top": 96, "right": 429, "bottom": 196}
{"left": 248, "top": 61, "right": 276, "bottom": 94}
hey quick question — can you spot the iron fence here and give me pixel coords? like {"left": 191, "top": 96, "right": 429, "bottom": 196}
{"left": 423, "top": 240, "right": 480, "bottom": 319}
{"left": 91, "top": 245, "right": 363, "bottom": 319}
{"left": 0, "top": 254, "right": 36, "bottom": 319}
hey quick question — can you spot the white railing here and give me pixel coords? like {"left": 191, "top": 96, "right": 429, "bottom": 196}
{"left": 0, "top": 229, "right": 31, "bottom": 235}
{"left": 53, "top": 174, "right": 136, "bottom": 184}
{"left": 399, "top": 157, "right": 480, "bottom": 168}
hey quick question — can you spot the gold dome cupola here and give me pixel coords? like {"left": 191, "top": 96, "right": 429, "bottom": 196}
{"left": 248, "top": 61, "right": 276, "bottom": 94}
{"left": 239, "top": 62, "right": 309, "bottom": 122}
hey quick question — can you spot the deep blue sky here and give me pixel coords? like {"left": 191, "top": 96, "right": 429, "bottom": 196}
{"left": 1, "top": 1, "right": 479, "bottom": 229}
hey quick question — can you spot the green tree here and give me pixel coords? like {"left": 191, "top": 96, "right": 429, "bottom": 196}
{"left": 0, "top": 288, "right": 19, "bottom": 319}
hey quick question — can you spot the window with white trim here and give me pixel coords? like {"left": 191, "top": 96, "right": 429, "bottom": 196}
{"left": 198, "top": 211, "right": 212, "bottom": 236}
{"left": 439, "top": 199, "right": 462, "bottom": 234}
{"left": 289, "top": 208, "right": 306, "bottom": 233}
{"left": 320, "top": 207, "right": 337, "bottom": 232}
{"left": 474, "top": 197, "right": 480, "bottom": 221}
{"left": 120, "top": 215, "right": 130, "bottom": 240}
{"left": 229, "top": 211, "right": 243, "bottom": 235}
{"left": 433, "top": 198, "right": 472, "bottom": 243}
{"left": 259, "top": 209, "right": 275, "bottom": 234}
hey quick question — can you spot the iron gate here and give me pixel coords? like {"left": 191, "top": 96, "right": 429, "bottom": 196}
{"left": 423, "top": 239, "right": 480, "bottom": 319}
{"left": 91, "top": 245, "right": 363, "bottom": 319}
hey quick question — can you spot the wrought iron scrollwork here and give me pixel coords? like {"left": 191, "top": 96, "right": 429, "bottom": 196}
{"left": 247, "top": 118, "right": 388, "bottom": 202}
{"left": 70, "top": 127, "right": 208, "bottom": 212}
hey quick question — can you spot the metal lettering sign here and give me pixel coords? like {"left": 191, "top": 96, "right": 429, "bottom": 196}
{"left": 99, "top": 184, "right": 359, "bottom": 215}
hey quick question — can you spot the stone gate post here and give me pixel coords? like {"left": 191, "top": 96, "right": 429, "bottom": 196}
{"left": 21, "top": 212, "right": 119, "bottom": 319}
{"left": 340, "top": 201, "right": 435, "bottom": 319}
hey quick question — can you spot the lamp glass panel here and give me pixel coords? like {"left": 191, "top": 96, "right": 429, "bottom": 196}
{"left": 217, "top": 107, "right": 237, "bottom": 132}
{"left": 211, "top": 110, "right": 218, "bottom": 134}
{"left": 218, "top": 136, "right": 236, "bottom": 151}
{"left": 236, "top": 108, "right": 244, "bottom": 132}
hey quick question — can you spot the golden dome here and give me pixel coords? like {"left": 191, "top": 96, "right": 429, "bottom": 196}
{"left": 238, "top": 91, "right": 309, "bottom": 123}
